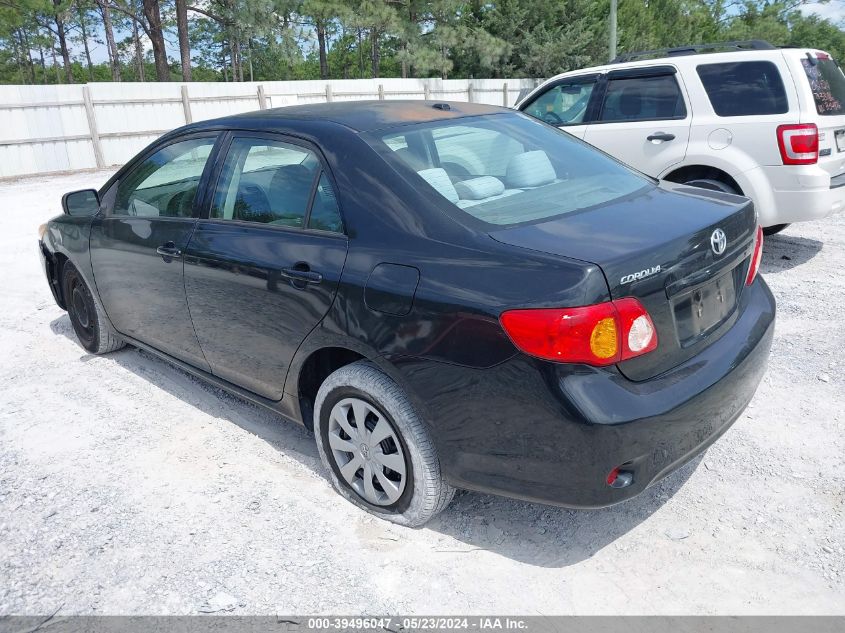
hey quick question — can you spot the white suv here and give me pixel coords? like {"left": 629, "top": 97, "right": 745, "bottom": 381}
{"left": 517, "top": 41, "right": 845, "bottom": 234}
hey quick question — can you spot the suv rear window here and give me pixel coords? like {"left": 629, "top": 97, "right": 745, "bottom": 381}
{"left": 801, "top": 57, "right": 845, "bottom": 115}
{"left": 697, "top": 61, "right": 788, "bottom": 116}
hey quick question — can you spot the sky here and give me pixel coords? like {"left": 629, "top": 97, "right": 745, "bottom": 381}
{"left": 70, "top": 1, "right": 845, "bottom": 69}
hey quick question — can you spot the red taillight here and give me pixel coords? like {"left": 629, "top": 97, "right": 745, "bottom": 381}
{"left": 499, "top": 298, "right": 658, "bottom": 366}
{"left": 746, "top": 225, "right": 764, "bottom": 286}
{"left": 777, "top": 123, "right": 818, "bottom": 165}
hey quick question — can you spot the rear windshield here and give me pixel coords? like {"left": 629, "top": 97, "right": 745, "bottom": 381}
{"left": 801, "top": 56, "right": 845, "bottom": 116}
{"left": 369, "top": 114, "right": 649, "bottom": 227}
{"left": 696, "top": 61, "right": 788, "bottom": 116}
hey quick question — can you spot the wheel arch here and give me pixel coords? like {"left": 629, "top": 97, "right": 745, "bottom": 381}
{"left": 662, "top": 164, "right": 744, "bottom": 195}
{"left": 294, "top": 345, "right": 367, "bottom": 430}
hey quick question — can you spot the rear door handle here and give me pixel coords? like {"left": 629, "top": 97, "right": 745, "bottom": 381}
{"left": 281, "top": 266, "right": 322, "bottom": 285}
{"left": 156, "top": 242, "right": 182, "bottom": 260}
{"left": 647, "top": 132, "right": 676, "bottom": 143}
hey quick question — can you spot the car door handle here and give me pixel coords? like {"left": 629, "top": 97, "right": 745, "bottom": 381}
{"left": 647, "top": 132, "right": 676, "bottom": 143}
{"left": 281, "top": 266, "right": 322, "bottom": 285}
{"left": 156, "top": 242, "right": 182, "bottom": 259}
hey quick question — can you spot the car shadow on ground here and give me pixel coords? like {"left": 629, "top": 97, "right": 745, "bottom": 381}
{"left": 761, "top": 231, "right": 823, "bottom": 274}
{"left": 51, "top": 313, "right": 699, "bottom": 567}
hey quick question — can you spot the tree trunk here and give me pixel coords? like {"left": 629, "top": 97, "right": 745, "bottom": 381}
{"left": 175, "top": 0, "right": 191, "bottom": 81}
{"left": 53, "top": 0, "right": 73, "bottom": 83}
{"left": 371, "top": 29, "right": 380, "bottom": 78}
{"left": 247, "top": 40, "right": 253, "bottom": 82}
{"left": 143, "top": 0, "right": 170, "bottom": 81}
{"left": 18, "top": 29, "right": 36, "bottom": 84}
{"left": 317, "top": 20, "right": 328, "bottom": 80}
{"left": 77, "top": 5, "right": 94, "bottom": 80}
{"left": 357, "top": 28, "right": 364, "bottom": 79}
{"left": 50, "top": 42, "right": 61, "bottom": 83}
{"left": 37, "top": 41, "right": 47, "bottom": 84}
{"left": 132, "top": 14, "right": 145, "bottom": 81}
{"left": 98, "top": 1, "right": 121, "bottom": 81}
{"left": 229, "top": 35, "right": 238, "bottom": 81}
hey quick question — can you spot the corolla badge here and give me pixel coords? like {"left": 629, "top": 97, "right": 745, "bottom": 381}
{"left": 711, "top": 228, "right": 727, "bottom": 255}
{"left": 620, "top": 265, "right": 661, "bottom": 285}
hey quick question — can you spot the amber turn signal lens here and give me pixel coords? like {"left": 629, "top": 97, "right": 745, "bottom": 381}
{"left": 589, "top": 317, "right": 618, "bottom": 359}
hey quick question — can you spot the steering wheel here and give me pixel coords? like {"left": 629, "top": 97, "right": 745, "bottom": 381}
{"left": 543, "top": 111, "right": 564, "bottom": 125}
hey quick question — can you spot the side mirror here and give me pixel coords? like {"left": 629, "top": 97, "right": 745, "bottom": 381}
{"left": 62, "top": 189, "right": 100, "bottom": 217}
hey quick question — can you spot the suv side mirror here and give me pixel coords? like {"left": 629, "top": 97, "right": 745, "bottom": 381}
{"left": 62, "top": 189, "right": 100, "bottom": 217}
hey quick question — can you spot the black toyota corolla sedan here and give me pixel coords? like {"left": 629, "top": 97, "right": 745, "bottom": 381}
{"left": 38, "top": 101, "right": 774, "bottom": 526}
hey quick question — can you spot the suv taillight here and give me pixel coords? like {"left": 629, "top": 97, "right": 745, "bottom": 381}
{"left": 499, "top": 298, "right": 658, "bottom": 366}
{"left": 746, "top": 225, "right": 764, "bottom": 286}
{"left": 777, "top": 124, "right": 818, "bottom": 165}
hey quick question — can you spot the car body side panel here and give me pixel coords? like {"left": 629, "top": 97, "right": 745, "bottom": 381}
{"left": 388, "top": 277, "right": 775, "bottom": 505}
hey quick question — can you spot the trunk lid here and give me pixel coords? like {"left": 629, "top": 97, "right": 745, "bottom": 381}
{"left": 490, "top": 182, "right": 757, "bottom": 381}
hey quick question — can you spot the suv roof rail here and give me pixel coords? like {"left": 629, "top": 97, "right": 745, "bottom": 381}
{"left": 610, "top": 40, "right": 777, "bottom": 64}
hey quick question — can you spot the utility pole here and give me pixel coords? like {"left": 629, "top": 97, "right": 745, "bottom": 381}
{"left": 609, "top": 0, "right": 618, "bottom": 62}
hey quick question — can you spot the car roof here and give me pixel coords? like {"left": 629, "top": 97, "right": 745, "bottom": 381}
{"left": 190, "top": 100, "right": 508, "bottom": 134}
{"left": 537, "top": 46, "right": 833, "bottom": 85}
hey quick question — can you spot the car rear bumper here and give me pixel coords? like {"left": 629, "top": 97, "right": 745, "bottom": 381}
{"left": 749, "top": 164, "right": 845, "bottom": 226}
{"left": 392, "top": 277, "right": 775, "bottom": 508}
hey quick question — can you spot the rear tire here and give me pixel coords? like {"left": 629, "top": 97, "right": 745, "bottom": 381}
{"left": 681, "top": 178, "right": 739, "bottom": 195}
{"left": 313, "top": 361, "right": 454, "bottom": 527}
{"left": 763, "top": 224, "right": 789, "bottom": 236}
{"left": 62, "top": 263, "right": 125, "bottom": 355}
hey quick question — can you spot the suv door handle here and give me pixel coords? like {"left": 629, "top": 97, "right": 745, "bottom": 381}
{"left": 647, "top": 132, "right": 676, "bottom": 143}
{"left": 156, "top": 242, "right": 182, "bottom": 260}
{"left": 281, "top": 264, "right": 322, "bottom": 285}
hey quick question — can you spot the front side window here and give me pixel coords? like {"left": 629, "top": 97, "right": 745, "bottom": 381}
{"left": 113, "top": 137, "right": 216, "bottom": 217}
{"left": 599, "top": 74, "right": 687, "bottom": 122}
{"left": 372, "top": 113, "right": 649, "bottom": 227}
{"left": 522, "top": 79, "right": 597, "bottom": 126}
{"left": 697, "top": 61, "right": 788, "bottom": 116}
{"left": 211, "top": 137, "right": 343, "bottom": 232}
{"left": 801, "top": 56, "right": 845, "bottom": 116}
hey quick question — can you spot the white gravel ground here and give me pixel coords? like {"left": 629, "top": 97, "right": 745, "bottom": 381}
{"left": 1, "top": 169, "right": 843, "bottom": 616}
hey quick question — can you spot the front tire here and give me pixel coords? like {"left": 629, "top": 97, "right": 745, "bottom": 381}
{"left": 62, "top": 263, "right": 125, "bottom": 355}
{"left": 313, "top": 361, "right": 454, "bottom": 526}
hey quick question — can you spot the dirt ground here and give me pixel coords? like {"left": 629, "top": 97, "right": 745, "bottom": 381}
{"left": 1, "top": 170, "right": 843, "bottom": 615}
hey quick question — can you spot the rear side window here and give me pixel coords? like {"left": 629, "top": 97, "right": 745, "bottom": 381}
{"left": 211, "top": 137, "right": 343, "bottom": 232}
{"left": 697, "top": 61, "right": 788, "bottom": 116}
{"left": 598, "top": 74, "right": 686, "bottom": 122}
{"left": 801, "top": 57, "right": 845, "bottom": 116}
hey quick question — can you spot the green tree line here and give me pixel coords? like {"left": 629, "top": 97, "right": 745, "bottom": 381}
{"left": 0, "top": 0, "right": 843, "bottom": 84}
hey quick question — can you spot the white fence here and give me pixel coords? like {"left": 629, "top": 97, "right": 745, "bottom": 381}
{"left": 0, "top": 77, "right": 538, "bottom": 179}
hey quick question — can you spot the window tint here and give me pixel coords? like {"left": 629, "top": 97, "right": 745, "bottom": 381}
{"left": 599, "top": 74, "right": 686, "bottom": 122}
{"left": 801, "top": 57, "right": 845, "bottom": 116}
{"left": 113, "top": 138, "right": 215, "bottom": 217}
{"left": 212, "top": 138, "right": 319, "bottom": 228}
{"left": 697, "top": 61, "right": 788, "bottom": 116}
{"left": 429, "top": 125, "right": 525, "bottom": 179}
{"left": 522, "top": 79, "right": 596, "bottom": 125}
{"left": 373, "top": 114, "right": 648, "bottom": 227}
{"left": 308, "top": 173, "right": 344, "bottom": 232}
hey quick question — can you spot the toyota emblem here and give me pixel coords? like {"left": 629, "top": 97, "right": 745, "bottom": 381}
{"left": 711, "top": 228, "right": 727, "bottom": 255}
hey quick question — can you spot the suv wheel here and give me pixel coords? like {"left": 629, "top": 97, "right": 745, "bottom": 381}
{"left": 313, "top": 361, "right": 455, "bottom": 526}
{"left": 763, "top": 224, "right": 789, "bottom": 236}
{"left": 681, "top": 178, "right": 738, "bottom": 195}
{"left": 63, "top": 263, "right": 125, "bottom": 355}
